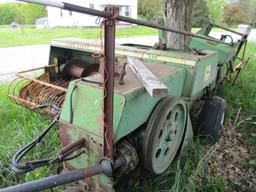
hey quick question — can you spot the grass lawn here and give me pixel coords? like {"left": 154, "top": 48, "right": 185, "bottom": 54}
{"left": 1, "top": 25, "right": 254, "bottom": 48}
{"left": 0, "top": 43, "right": 255, "bottom": 191}
{"left": 0, "top": 25, "right": 157, "bottom": 48}
{"left": 0, "top": 84, "right": 60, "bottom": 188}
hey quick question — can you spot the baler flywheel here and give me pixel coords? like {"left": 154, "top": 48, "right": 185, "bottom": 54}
{"left": 143, "top": 97, "right": 187, "bottom": 174}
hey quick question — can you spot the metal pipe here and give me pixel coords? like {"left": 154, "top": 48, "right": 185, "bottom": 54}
{"left": 16, "top": 0, "right": 64, "bottom": 8}
{"left": 0, "top": 156, "right": 125, "bottom": 192}
{"left": 17, "top": 0, "right": 227, "bottom": 45}
{"left": 11, "top": 64, "right": 57, "bottom": 74}
{"left": 103, "top": 7, "right": 116, "bottom": 160}
{"left": 210, "top": 23, "right": 244, "bottom": 36}
{"left": 116, "top": 15, "right": 227, "bottom": 44}
{"left": 65, "top": 2, "right": 112, "bottom": 18}
{"left": 0, "top": 164, "right": 103, "bottom": 192}
{"left": 17, "top": 0, "right": 111, "bottom": 18}
{"left": 60, "top": 138, "right": 87, "bottom": 155}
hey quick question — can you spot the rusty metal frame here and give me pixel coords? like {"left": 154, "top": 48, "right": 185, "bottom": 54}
{"left": 103, "top": 7, "right": 116, "bottom": 160}
{"left": 15, "top": 65, "right": 67, "bottom": 92}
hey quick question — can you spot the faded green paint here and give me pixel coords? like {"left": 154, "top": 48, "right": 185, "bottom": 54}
{"left": 186, "top": 51, "right": 218, "bottom": 96}
{"left": 57, "top": 38, "right": 219, "bottom": 141}
{"left": 159, "top": 23, "right": 240, "bottom": 66}
{"left": 179, "top": 115, "right": 194, "bottom": 157}
{"left": 60, "top": 80, "right": 125, "bottom": 143}
{"left": 189, "top": 23, "right": 236, "bottom": 66}
{"left": 50, "top": 38, "right": 198, "bottom": 67}
{"left": 189, "top": 38, "right": 235, "bottom": 65}
{"left": 55, "top": 35, "right": 220, "bottom": 191}
{"left": 60, "top": 66, "right": 186, "bottom": 142}
{"left": 115, "top": 68, "right": 186, "bottom": 141}
{"left": 59, "top": 122, "right": 114, "bottom": 191}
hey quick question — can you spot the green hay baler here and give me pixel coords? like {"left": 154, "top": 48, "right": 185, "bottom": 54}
{"left": 1, "top": 1, "right": 251, "bottom": 192}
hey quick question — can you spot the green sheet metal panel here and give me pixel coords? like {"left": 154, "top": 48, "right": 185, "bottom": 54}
{"left": 59, "top": 80, "right": 125, "bottom": 191}
{"left": 144, "top": 49, "right": 218, "bottom": 97}
{"left": 58, "top": 66, "right": 185, "bottom": 190}
{"left": 189, "top": 37, "right": 235, "bottom": 65}
{"left": 50, "top": 38, "right": 198, "bottom": 68}
{"left": 115, "top": 67, "right": 186, "bottom": 141}
{"left": 60, "top": 80, "right": 125, "bottom": 144}
{"left": 59, "top": 122, "right": 114, "bottom": 191}
{"left": 60, "top": 64, "right": 186, "bottom": 142}
{"left": 186, "top": 51, "right": 218, "bottom": 96}
{"left": 57, "top": 38, "right": 218, "bottom": 141}
{"left": 142, "top": 49, "right": 198, "bottom": 68}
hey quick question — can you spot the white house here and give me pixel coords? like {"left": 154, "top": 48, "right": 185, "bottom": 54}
{"left": 35, "top": 17, "right": 48, "bottom": 29}
{"left": 47, "top": 0, "right": 138, "bottom": 27}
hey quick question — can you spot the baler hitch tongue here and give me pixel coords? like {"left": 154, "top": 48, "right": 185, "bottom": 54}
{"left": 0, "top": 159, "right": 118, "bottom": 192}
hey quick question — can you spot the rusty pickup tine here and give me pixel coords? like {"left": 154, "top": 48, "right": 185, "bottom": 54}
{"left": 15, "top": 64, "right": 67, "bottom": 93}
{"left": 8, "top": 96, "right": 57, "bottom": 116}
{"left": 8, "top": 64, "right": 69, "bottom": 112}
{"left": 16, "top": 72, "right": 67, "bottom": 92}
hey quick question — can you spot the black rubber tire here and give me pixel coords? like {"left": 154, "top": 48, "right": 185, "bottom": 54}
{"left": 197, "top": 96, "right": 227, "bottom": 143}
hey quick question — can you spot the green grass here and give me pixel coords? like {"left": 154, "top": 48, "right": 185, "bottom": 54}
{"left": 0, "top": 25, "right": 157, "bottom": 48}
{"left": 1, "top": 25, "right": 254, "bottom": 48}
{"left": 0, "top": 84, "right": 62, "bottom": 189}
{"left": 219, "top": 42, "right": 256, "bottom": 147}
{"left": 0, "top": 43, "right": 255, "bottom": 191}
{"left": 134, "top": 138, "right": 229, "bottom": 192}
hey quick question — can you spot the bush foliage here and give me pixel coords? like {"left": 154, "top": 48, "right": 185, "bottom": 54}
{"left": 192, "top": 0, "right": 210, "bottom": 27}
{"left": 223, "top": 0, "right": 256, "bottom": 27}
{"left": 138, "top": 0, "right": 255, "bottom": 27}
{"left": 138, "top": 0, "right": 211, "bottom": 27}
{"left": 0, "top": 3, "right": 46, "bottom": 25}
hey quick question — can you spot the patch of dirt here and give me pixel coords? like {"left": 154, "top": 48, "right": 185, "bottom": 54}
{"left": 206, "top": 123, "right": 256, "bottom": 191}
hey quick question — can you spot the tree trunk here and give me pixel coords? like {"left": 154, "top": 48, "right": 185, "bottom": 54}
{"left": 164, "top": 0, "right": 193, "bottom": 49}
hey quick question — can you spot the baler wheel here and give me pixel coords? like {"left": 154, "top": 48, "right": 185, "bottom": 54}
{"left": 143, "top": 97, "right": 187, "bottom": 175}
{"left": 197, "top": 96, "right": 227, "bottom": 143}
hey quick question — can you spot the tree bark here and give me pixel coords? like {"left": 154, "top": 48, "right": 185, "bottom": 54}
{"left": 164, "top": 0, "right": 193, "bottom": 49}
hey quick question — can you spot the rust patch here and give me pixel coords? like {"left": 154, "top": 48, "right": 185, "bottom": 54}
{"left": 64, "top": 162, "right": 97, "bottom": 191}
{"left": 59, "top": 121, "right": 111, "bottom": 191}
{"left": 60, "top": 120, "right": 103, "bottom": 139}
{"left": 8, "top": 69, "right": 67, "bottom": 115}
{"left": 59, "top": 122, "right": 73, "bottom": 147}
{"left": 114, "top": 61, "right": 181, "bottom": 95}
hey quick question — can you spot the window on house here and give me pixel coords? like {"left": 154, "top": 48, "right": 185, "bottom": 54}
{"left": 69, "top": 11, "right": 72, "bottom": 16}
{"left": 124, "top": 6, "right": 131, "bottom": 17}
{"left": 89, "top": 4, "right": 94, "bottom": 9}
{"left": 60, "top": 9, "right": 63, "bottom": 17}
